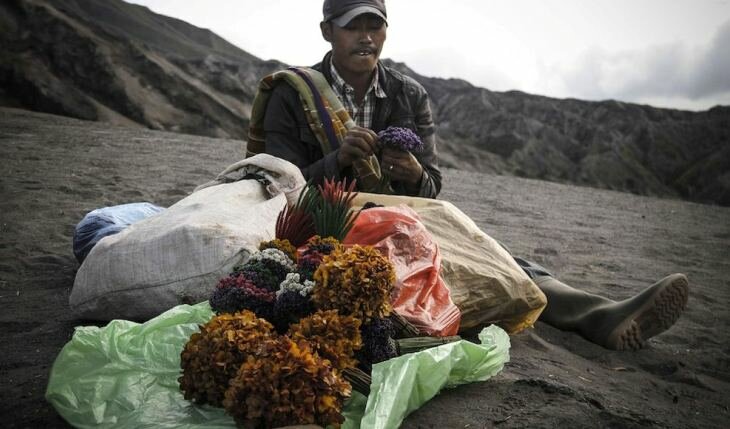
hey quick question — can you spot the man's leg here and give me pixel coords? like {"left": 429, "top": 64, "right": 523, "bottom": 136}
{"left": 534, "top": 274, "right": 689, "bottom": 350}
{"left": 513, "top": 257, "right": 689, "bottom": 350}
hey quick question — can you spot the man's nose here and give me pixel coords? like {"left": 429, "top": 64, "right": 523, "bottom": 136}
{"left": 357, "top": 28, "right": 373, "bottom": 43}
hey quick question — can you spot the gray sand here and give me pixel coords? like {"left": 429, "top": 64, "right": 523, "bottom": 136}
{"left": 1, "top": 107, "right": 728, "bottom": 428}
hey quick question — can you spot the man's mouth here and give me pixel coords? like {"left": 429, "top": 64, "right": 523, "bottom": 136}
{"left": 354, "top": 49, "right": 374, "bottom": 56}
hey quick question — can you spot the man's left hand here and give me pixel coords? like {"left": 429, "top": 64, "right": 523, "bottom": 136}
{"left": 381, "top": 147, "right": 423, "bottom": 187}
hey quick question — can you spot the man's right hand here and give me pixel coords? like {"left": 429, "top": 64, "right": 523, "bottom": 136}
{"left": 336, "top": 126, "right": 379, "bottom": 169}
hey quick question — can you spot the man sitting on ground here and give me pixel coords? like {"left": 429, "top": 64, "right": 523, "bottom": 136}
{"left": 257, "top": 0, "right": 689, "bottom": 350}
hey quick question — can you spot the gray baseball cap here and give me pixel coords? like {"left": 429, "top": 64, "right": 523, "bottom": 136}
{"left": 323, "top": 0, "right": 387, "bottom": 27}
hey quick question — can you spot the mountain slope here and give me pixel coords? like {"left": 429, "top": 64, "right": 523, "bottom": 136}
{"left": 0, "top": 0, "right": 284, "bottom": 138}
{"left": 388, "top": 62, "right": 730, "bottom": 204}
{"left": 1, "top": 0, "right": 728, "bottom": 205}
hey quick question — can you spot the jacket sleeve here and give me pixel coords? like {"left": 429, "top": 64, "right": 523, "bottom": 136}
{"left": 262, "top": 83, "right": 341, "bottom": 185}
{"left": 410, "top": 87, "right": 442, "bottom": 199}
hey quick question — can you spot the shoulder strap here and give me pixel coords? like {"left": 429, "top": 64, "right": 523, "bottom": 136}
{"left": 247, "top": 67, "right": 352, "bottom": 157}
{"left": 247, "top": 67, "right": 383, "bottom": 192}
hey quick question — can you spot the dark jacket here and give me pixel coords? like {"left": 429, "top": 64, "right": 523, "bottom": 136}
{"left": 262, "top": 52, "right": 441, "bottom": 198}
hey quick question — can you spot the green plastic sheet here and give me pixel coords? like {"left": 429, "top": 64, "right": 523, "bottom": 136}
{"left": 46, "top": 302, "right": 510, "bottom": 428}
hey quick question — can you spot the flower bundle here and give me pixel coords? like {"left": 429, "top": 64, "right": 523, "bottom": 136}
{"left": 297, "top": 235, "right": 343, "bottom": 280}
{"left": 356, "top": 317, "right": 398, "bottom": 370}
{"left": 223, "top": 337, "right": 351, "bottom": 428}
{"left": 273, "top": 291, "right": 315, "bottom": 333}
{"left": 374, "top": 126, "right": 425, "bottom": 193}
{"left": 183, "top": 179, "right": 455, "bottom": 428}
{"left": 231, "top": 248, "right": 295, "bottom": 291}
{"left": 312, "top": 245, "right": 395, "bottom": 323}
{"left": 258, "top": 238, "right": 297, "bottom": 263}
{"left": 275, "top": 183, "right": 319, "bottom": 248}
{"left": 210, "top": 247, "right": 297, "bottom": 318}
{"left": 209, "top": 274, "right": 275, "bottom": 318}
{"left": 313, "top": 179, "right": 359, "bottom": 240}
{"left": 179, "top": 311, "right": 275, "bottom": 407}
{"left": 277, "top": 272, "right": 315, "bottom": 298}
{"left": 248, "top": 248, "right": 297, "bottom": 273}
{"left": 288, "top": 310, "right": 362, "bottom": 371}
{"left": 276, "top": 179, "right": 360, "bottom": 245}
{"left": 377, "top": 126, "right": 424, "bottom": 152}
{"left": 180, "top": 310, "right": 350, "bottom": 427}
{"left": 272, "top": 273, "right": 316, "bottom": 331}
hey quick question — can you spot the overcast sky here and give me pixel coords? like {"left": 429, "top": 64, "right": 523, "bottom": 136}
{"left": 126, "top": 0, "right": 730, "bottom": 111}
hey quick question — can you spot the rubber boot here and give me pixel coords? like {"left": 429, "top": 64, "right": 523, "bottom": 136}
{"left": 535, "top": 274, "right": 689, "bottom": 350}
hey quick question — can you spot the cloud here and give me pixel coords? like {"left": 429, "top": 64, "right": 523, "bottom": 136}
{"left": 690, "top": 20, "right": 730, "bottom": 98}
{"left": 395, "top": 48, "right": 522, "bottom": 92}
{"left": 555, "top": 20, "right": 730, "bottom": 106}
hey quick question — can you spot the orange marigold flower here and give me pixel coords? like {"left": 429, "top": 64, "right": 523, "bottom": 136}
{"left": 288, "top": 309, "right": 362, "bottom": 371}
{"left": 313, "top": 245, "right": 395, "bottom": 323}
{"left": 223, "top": 337, "right": 351, "bottom": 428}
{"left": 178, "top": 310, "right": 275, "bottom": 407}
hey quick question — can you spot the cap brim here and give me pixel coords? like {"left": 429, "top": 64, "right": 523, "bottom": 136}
{"left": 331, "top": 6, "right": 387, "bottom": 27}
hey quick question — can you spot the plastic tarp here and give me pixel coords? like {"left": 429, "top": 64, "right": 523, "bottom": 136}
{"left": 46, "top": 302, "right": 510, "bottom": 429}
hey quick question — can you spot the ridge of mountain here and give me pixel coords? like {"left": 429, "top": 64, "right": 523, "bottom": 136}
{"left": 386, "top": 61, "right": 730, "bottom": 205}
{"left": 1, "top": 0, "right": 728, "bottom": 205}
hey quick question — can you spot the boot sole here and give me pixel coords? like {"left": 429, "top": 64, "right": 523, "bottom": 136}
{"left": 608, "top": 274, "right": 689, "bottom": 351}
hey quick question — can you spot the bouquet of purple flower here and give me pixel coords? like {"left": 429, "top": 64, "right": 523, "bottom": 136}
{"left": 377, "top": 126, "right": 424, "bottom": 152}
{"left": 374, "top": 127, "right": 424, "bottom": 193}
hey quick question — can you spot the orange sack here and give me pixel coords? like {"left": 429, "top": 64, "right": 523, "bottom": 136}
{"left": 344, "top": 205, "right": 461, "bottom": 336}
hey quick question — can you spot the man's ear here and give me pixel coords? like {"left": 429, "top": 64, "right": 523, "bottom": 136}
{"left": 320, "top": 21, "right": 332, "bottom": 42}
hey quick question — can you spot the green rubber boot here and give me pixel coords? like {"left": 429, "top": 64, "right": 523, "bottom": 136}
{"left": 536, "top": 274, "right": 689, "bottom": 350}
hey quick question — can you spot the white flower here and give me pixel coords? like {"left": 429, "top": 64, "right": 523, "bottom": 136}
{"left": 249, "top": 248, "right": 296, "bottom": 272}
{"left": 277, "top": 273, "right": 315, "bottom": 298}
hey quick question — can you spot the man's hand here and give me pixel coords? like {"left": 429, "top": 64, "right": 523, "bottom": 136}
{"left": 381, "top": 147, "right": 424, "bottom": 187}
{"left": 336, "top": 126, "right": 379, "bottom": 169}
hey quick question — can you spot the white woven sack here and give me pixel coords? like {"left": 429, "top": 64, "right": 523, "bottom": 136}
{"left": 70, "top": 155, "right": 305, "bottom": 321}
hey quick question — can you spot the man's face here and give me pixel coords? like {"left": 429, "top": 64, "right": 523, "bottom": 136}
{"left": 322, "top": 14, "right": 387, "bottom": 78}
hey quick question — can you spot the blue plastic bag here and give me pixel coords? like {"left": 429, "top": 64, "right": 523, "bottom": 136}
{"left": 73, "top": 202, "right": 165, "bottom": 263}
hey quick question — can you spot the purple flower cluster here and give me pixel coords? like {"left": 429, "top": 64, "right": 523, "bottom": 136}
{"left": 299, "top": 251, "right": 329, "bottom": 279}
{"left": 297, "top": 237, "right": 340, "bottom": 280}
{"left": 209, "top": 274, "right": 275, "bottom": 319}
{"left": 232, "top": 259, "right": 287, "bottom": 292}
{"left": 355, "top": 317, "right": 398, "bottom": 370}
{"left": 272, "top": 290, "right": 315, "bottom": 333}
{"left": 377, "top": 126, "right": 424, "bottom": 152}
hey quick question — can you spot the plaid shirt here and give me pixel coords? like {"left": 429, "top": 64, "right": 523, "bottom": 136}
{"left": 329, "top": 62, "right": 387, "bottom": 129}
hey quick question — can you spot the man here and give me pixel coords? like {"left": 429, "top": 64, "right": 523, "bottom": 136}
{"left": 260, "top": 0, "right": 689, "bottom": 350}
{"left": 263, "top": 0, "right": 440, "bottom": 198}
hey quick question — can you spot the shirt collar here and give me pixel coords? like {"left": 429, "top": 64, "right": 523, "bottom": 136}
{"left": 329, "top": 61, "right": 387, "bottom": 100}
